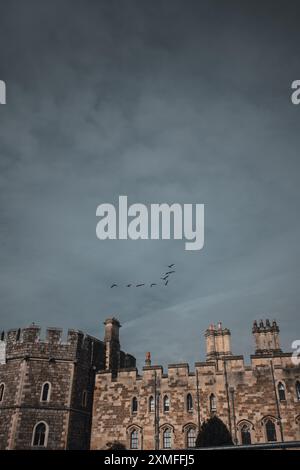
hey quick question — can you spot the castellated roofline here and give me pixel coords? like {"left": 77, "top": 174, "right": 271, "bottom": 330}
{"left": 95, "top": 351, "right": 296, "bottom": 387}
{"left": 0, "top": 324, "right": 104, "bottom": 362}
{"left": 1, "top": 325, "right": 103, "bottom": 345}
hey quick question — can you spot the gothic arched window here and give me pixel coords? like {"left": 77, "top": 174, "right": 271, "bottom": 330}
{"left": 163, "top": 428, "right": 172, "bottom": 449}
{"left": 149, "top": 396, "right": 154, "bottom": 412}
{"left": 163, "top": 395, "right": 170, "bottom": 412}
{"left": 210, "top": 393, "right": 216, "bottom": 412}
{"left": 32, "top": 422, "right": 48, "bottom": 447}
{"left": 130, "top": 429, "right": 139, "bottom": 449}
{"left": 277, "top": 382, "right": 286, "bottom": 401}
{"left": 296, "top": 381, "right": 300, "bottom": 401}
{"left": 187, "top": 393, "right": 193, "bottom": 412}
{"left": 40, "top": 382, "right": 51, "bottom": 402}
{"left": 132, "top": 396, "right": 138, "bottom": 413}
{"left": 265, "top": 419, "right": 277, "bottom": 442}
{"left": 0, "top": 383, "right": 5, "bottom": 402}
{"left": 186, "top": 427, "right": 196, "bottom": 448}
{"left": 241, "top": 424, "right": 252, "bottom": 445}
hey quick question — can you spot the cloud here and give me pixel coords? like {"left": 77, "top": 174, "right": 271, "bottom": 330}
{"left": 0, "top": 0, "right": 300, "bottom": 370}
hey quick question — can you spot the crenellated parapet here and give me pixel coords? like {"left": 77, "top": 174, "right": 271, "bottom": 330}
{"left": 0, "top": 323, "right": 105, "bottom": 365}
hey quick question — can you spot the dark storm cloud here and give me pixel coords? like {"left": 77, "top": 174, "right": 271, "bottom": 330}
{"left": 0, "top": 0, "right": 300, "bottom": 369}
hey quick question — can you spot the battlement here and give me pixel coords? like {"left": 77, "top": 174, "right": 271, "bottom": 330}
{"left": 96, "top": 351, "right": 298, "bottom": 392}
{"left": 0, "top": 324, "right": 104, "bottom": 363}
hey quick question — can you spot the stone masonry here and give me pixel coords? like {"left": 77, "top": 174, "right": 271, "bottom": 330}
{"left": 0, "top": 318, "right": 135, "bottom": 449}
{"left": 1, "top": 317, "right": 300, "bottom": 450}
{"left": 90, "top": 320, "right": 300, "bottom": 449}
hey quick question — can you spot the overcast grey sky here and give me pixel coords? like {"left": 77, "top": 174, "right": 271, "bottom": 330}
{"left": 0, "top": 0, "right": 300, "bottom": 369}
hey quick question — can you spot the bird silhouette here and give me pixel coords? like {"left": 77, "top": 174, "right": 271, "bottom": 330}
{"left": 165, "top": 270, "right": 175, "bottom": 275}
{"left": 150, "top": 283, "right": 157, "bottom": 287}
{"left": 161, "top": 275, "right": 169, "bottom": 280}
{"left": 164, "top": 280, "right": 168, "bottom": 286}
{"left": 168, "top": 264, "right": 175, "bottom": 268}
{"left": 126, "top": 284, "right": 132, "bottom": 287}
{"left": 110, "top": 284, "right": 118, "bottom": 288}
{"left": 136, "top": 283, "right": 145, "bottom": 287}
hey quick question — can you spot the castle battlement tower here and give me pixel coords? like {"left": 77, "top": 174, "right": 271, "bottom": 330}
{"left": 0, "top": 317, "right": 135, "bottom": 450}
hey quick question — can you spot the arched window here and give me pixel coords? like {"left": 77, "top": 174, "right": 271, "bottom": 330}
{"left": 187, "top": 393, "right": 193, "bottom": 412}
{"left": 82, "top": 390, "right": 87, "bottom": 407}
{"left": 265, "top": 419, "right": 277, "bottom": 442}
{"left": 210, "top": 393, "right": 216, "bottom": 412}
{"left": 32, "top": 422, "right": 48, "bottom": 447}
{"left": 149, "top": 396, "right": 154, "bottom": 412}
{"left": 132, "top": 397, "right": 138, "bottom": 413}
{"left": 277, "top": 382, "right": 286, "bottom": 401}
{"left": 0, "top": 383, "right": 5, "bottom": 402}
{"left": 240, "top": 424, "right": 252, "bottom": 445}
{"left": 186, "top": 427, "right": 196, "bottom": 448}
{"left": 16, "top": 328, "right": 21, "bottom": 341}
{"left": 40, "top": 382, "right": 51, "bottom": 402}
{"left": 163, "top": 428, "right": 171, "bottom": 449}
{"left": 130, "top": 429, "right": 139, "bottom": 449}
{"left": 296, "top": 381, "right": 300, "bottom": 401}
{"left": 163, "top": 395, "right": 170, "bottom": 412}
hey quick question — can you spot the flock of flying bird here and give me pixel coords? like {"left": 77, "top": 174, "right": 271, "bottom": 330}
{"left": 110, "top": 264, "right": 176, "bottom": 289}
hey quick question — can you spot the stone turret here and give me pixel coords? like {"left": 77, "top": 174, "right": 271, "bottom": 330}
{"left": 252, "top": 319, "right": 281, "bottom": 355}
{"left": 205, "top": 322, "right": 232, "bottom": 361}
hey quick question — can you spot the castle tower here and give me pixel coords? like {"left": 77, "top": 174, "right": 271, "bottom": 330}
{"left": 104, "top": 317, "right": 121, "bottom": 374}
{"left": 252, "top": 319, "right": 281, "bottom": 355}
{"left": 205, "top": 322, "right": 232, "bottom": 361}
{"left": 0, "top": 324, "right": 105, "bottom": 450}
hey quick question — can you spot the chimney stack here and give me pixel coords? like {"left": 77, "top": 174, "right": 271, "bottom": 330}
{"left": 252, "top": 319, "right": 281, "bottom": 355}
{"left": 104, "top": 317, "right": 121, "bottom": 374}
{"left": 145, "top": 352, "right": 151, "bottom": 366}
{"left": 205, "top": 322, "right": 232, "bottom": 361}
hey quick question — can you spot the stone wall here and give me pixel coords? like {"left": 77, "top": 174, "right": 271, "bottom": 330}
{"left": 91, "top": 323, "right": 300, "bottom": 450}
{"left": 0, "top": 323, "right": 106, "bottom": 449}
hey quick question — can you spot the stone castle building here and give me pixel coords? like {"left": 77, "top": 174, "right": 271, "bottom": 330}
{"left": 0, "top": 318, "right": 135, "bottom": 449}
{"left": 90, "top": 319, "right": 300, "bottom": 450}
{"left": 0, "top": 317, "right": 300, "bottom": 449}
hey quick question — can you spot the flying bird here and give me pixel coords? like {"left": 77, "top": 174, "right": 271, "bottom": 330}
{"left": 166, "top": 270, "right": 175, "bottom": 275}
{"left": 164, "top": 280, "right": 168, "bottom": 286}
{"left": 110, "top": 284, "right": 118, "bottom": 288}
{"left": 150, "top": 283, "right": 157, "bottom": 287}
{"left": 136, "top": 284, "right": 145, "bottom": 287}
{"left": 161, "top": 275, "right": 169, "bottom": 280}
{"left": 168, "top": 264, "right": 175, "bottom": 268}
{"left": 126, "top": 284, "right": 132, "bottom": 287}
